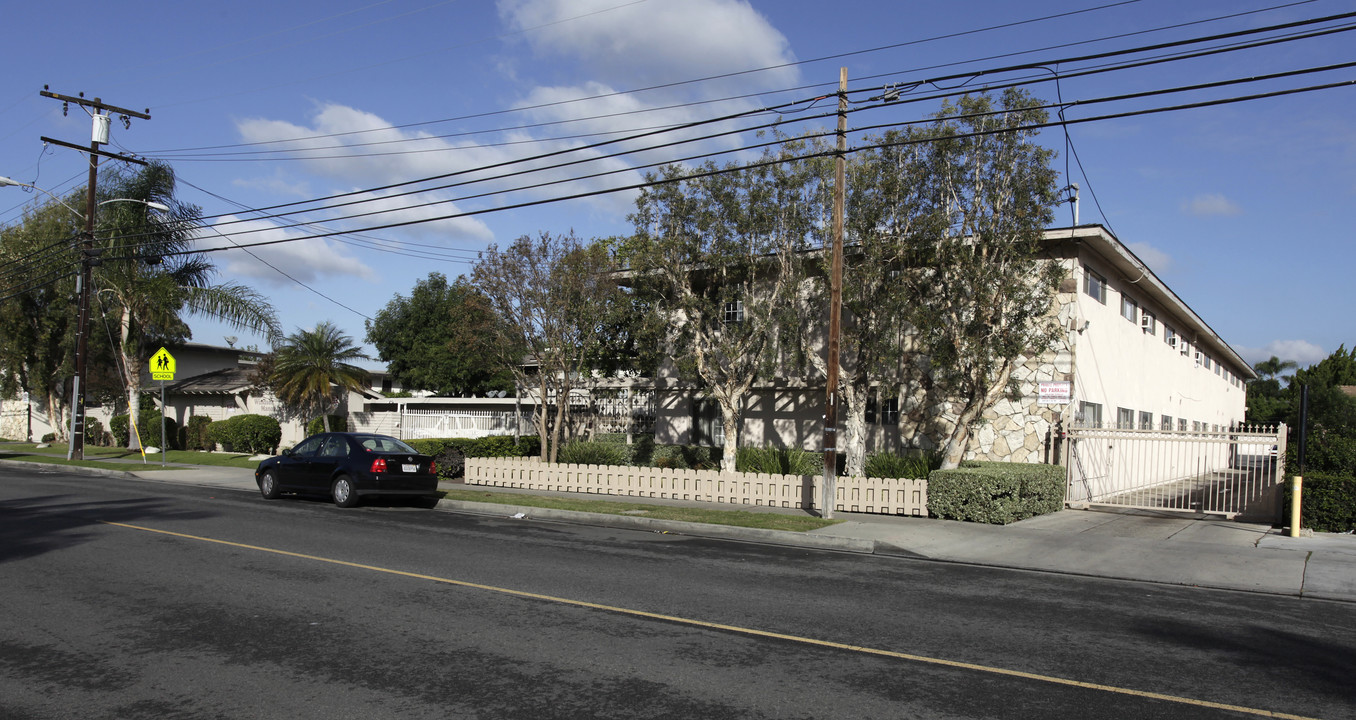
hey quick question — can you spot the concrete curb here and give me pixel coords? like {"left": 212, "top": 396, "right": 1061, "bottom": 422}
{"left": 436, "top": 499, "right": 877, "bottom": 554}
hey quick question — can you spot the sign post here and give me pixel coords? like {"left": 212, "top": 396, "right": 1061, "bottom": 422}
{"left": 149, "top": 347, "right": 176, "bottom": 467}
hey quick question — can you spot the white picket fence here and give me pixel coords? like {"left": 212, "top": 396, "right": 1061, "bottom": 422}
{"left": 463, "top": 456, "right": 929, "bottom": 516}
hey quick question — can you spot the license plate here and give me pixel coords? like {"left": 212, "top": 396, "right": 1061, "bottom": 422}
{"left": 402, "top": 464, "right": 418, "bottom": 473}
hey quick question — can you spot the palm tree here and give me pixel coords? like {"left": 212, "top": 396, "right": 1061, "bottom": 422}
{"left": 92, "top": 162, "right": 279, "bottom": 445}
{"left": 271, "top": 322, "right": 370, "bottom": 432}
{"left": 1254, "top": 356, "right": 1298, "bottom": 385}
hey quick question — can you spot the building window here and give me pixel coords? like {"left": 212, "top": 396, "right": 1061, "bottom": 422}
{"left": 692, "top": 399, "right": 724, "bottom": 447}
{"left": 1179, "top": 418, "right": 1188, "bottom": 432}
{"left": 1141, "top": 311, "right": 1156, "bottom": 335}
{"left": 1083, "top": 267, "right": 1107, "bottom": 304}
{"left": 865, "top": 395, "right": 900, "bottom": 426}
{"left": 1077, "top": 401, "right": 1103, "bottom": 427}
{"left": 1120, "top": 294, "right": 1138, "bottom": 323}
{"left": 1164, "top": 325, "right": 1178, "bottom": 349}
{"left": 1117, "top": 407, "right": 1135, "bottom": 429}
{"left": 723, "top": 300, "right": 744, "bottom": 324}
{"left": 1139, "top": 411, "right": 1153, "bottom": 430}
{"left": 1160, "top": 414, "right": 1173, "bottom": 430}
{"left": 1202, "top": 354, "right": 1212, "bottom": 370}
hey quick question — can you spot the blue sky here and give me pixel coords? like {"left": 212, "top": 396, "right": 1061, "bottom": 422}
{"left": 2, "top": 0, "right": 1352, "bottom": 371}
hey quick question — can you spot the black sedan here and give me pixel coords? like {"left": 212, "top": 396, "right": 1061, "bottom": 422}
{"left": 254, "top": 432, "right": 439, "bottom": 508}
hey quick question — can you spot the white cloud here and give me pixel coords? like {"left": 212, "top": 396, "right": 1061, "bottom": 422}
{"left": 498, "top": 0, "right": 798, "bottom": 95}
{"left": 1127, "top": 242, "right": 1172, "bottom": 273}
{"left": 1234, "top": 339, "right": 1327, "bottom": 368}
{"left": 1182, "top": 193, "right": 1242, "bottom": 217}
{"left": 196, "top": 216, "right": 375, "bottom": 286}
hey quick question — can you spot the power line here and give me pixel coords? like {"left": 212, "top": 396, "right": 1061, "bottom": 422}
{"left": 84, "top": 77, "right": 1356, "bottom": 268}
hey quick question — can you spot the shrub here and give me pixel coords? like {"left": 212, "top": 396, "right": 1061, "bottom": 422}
{"left": 110, "top": 415, "right": 129, "bottom": 447}
{"left": 404, "top": 435, "right": 538, "bottom": 478}
{"left": 1283, "top": 473, "right": 1356, "bottom": 533}
{"left": 185, "top": 416, "right": 213, "bottom": 451}
{"left": 207, "top": 414, "right": 281, "bottom": 455}
{"left": 736, "top": 446, "right": 819, "bottom": 475}
{"left": 85, "top": 418, "right": 107, "bottom": 447}
{"left": 558, "top": 440, "right": 630, "bottom": 467}
{"left": 865, "top": 450, "right": 938, "bottom": 479}
{"left": 138, "top": 413, "right": 180, "bottom": 451}
{"left": 927, "top": 462, "right": 1065, "bottom": 524}
{"left": 650, "top": 445, "right": 719, "bottom": 471}
{"left": 306, "top": 414, "right": 348, "bottom": 435}
{"left": 41, "top": 432, "right": 56, "bottom": 443}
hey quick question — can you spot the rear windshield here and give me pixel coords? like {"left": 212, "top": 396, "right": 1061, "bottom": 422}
{"left": 357, "top": 436, "right": 419, "bottom": 453}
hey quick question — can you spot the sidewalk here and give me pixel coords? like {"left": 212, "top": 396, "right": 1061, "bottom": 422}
{"left": 11, "top": 457, "right": 1355, "bottom": 603}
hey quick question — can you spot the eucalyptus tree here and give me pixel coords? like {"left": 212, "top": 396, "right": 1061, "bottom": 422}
{"left": 93, "top": 162, "right": 279, "bottom": 442}
{"left": 270, "top": 321, "right": 370, "bottom": 432}
{"left": 472, "top": 232, "right": 620, "bottom": 462}
{"left": 893, "top": 89, "right": 1064, "bottom": 469}
{"left": 628, "top": 143, "right": 820, "bottom": 472}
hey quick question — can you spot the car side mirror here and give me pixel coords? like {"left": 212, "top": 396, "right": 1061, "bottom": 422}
{"left": 282, "top": 448, "right": 295, "bottom": 457}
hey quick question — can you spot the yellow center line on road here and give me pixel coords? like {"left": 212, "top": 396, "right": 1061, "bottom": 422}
{"left": 102, "top": 520, "right": 1319, "bottom": 720}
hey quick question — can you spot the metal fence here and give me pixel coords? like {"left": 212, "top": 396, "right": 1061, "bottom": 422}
{"left": 1065, "top": 423, "right": 1286, "bottom": 521}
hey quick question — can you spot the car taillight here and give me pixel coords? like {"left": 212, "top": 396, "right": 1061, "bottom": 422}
{"left": 429, "top": 460, "right": 437, "bottom": 475}
{"left": 371, "top": 457, "right": 387, "bottom": 473}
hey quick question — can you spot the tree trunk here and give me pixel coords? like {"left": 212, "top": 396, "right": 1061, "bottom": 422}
{"left": 120, "top": 306, "right": 143, "bottom": 449}
{"left": 538, "top": 373, "right": 549, "bottom": 462}
{"left": 718, "top": 392, "right": 741, "bottom": 473}
{"left": 841, "top": 384, "right": 867, "bottom": 478}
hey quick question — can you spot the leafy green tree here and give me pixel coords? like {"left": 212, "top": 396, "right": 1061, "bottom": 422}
{"left": 889, "top": 90, "right": 1064, "bottom": 469}
{"left": 1246, "top": 355, "right": 1296, "bottom": 427}
{"left": 472, "top": 233, "right": 622, "bottom": 462}
{"left": 0, "top": 194, "right": 84, "bottom": 437}
{"left": 365, "top": 272, "right": 516, "bottom": 396}
{"left": 628, "top": 142, "right": 820, "bottom": 471}
{"left": 1286, "top": 346, "right": 1356, "bottom": 475}
{"left": 269, "top": 321, "right": 370, "bottom": 432}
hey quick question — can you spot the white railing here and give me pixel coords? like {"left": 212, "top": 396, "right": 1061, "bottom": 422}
{"left": 1066, "top": 423, "right": 1286, "bottom": 520}
{"left": 401, "top": 409, "right": 530, "bottom": 440}
{"left": 463, "top": 456, "right": 928, "bottom": 516}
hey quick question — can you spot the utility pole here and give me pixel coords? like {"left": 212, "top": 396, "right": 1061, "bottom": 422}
{"left": 38, "top": 88, "right": 149, "bottom": 460}
{"left": 821, "top": 68, "right": 848, "bottom": 519}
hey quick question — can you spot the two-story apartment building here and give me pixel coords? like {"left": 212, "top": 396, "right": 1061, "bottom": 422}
{"left": 651, "top": 225, "right": 1253, "bottom": 465}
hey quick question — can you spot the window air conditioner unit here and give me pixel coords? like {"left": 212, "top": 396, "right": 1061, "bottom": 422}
{"left": 1194, "top": 350, "right": 1203, "bottom": 366}
{"left": 1140, "top": 315, "right": 1152, "bottom": 330}
{"left": 1180, "top": 342, "right": 1190, "bottom": 357}
{"left": 1167, "top": 336, "right": 1178, "bottom": 349}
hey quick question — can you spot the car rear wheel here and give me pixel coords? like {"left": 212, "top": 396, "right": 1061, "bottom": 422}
{"left": 259, "top": 470, "right": 281, "bottom": 500}
{"left": 332, "top": 475, "right": 360, "bottom": 508}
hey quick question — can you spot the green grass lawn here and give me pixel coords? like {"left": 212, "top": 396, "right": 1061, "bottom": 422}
{"left": 0, "top": 443, "right": 261, "bottom": 470}
{"left": 437, "top": 488, "right": 842, "bottom": 532}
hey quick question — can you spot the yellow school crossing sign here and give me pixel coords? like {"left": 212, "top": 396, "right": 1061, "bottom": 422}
{"left": 150, "top": 347, "right": 176, "bottom": 381}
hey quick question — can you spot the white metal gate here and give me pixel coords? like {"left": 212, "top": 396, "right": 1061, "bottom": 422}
{"left": 1065, "top": 424, "right": 1286, "bottom": 521}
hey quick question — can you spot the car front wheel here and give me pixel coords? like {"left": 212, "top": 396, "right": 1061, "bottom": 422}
{"left": 259, "top": 470, "right": 281, "bottom": 500}
{"left": 332, "top": 475, "right": 360, "bottom": 508}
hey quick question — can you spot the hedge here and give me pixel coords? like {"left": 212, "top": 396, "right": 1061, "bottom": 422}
{"left": 138, "top": 413, "right": 179, "bottom": 451}
{"left": 927, "top": 461, "right": 1065, "bottom": 525}
{"left": 1284, "top": 473, "right": 1356, "bottom": 533}
{"left": 403, "top": 435, "right": 540, "bottom": 479}
{"left": 306, "top": 415, "right": 348, "bottom": 435}
{"left": 185, "top": 416, "right": 213, "bottom": 451}
{"left": 110, "top": 415, "right": 129, "bottom": 448}
{"left": 206, "top": 414, "right": 282, "bottom": 455}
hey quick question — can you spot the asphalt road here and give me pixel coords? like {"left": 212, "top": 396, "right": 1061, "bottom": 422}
{"left": 2, "top": 466, "right": 1353, "bottom": 720}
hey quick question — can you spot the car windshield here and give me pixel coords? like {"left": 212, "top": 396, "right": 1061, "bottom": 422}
{"left": 358, "top": 436, "right": 418, "bottom": 453}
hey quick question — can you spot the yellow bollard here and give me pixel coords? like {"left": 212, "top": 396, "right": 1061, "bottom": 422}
{"left": 1289, "top": 475, "right": 1303, "bottom": 538}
